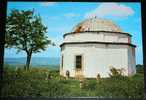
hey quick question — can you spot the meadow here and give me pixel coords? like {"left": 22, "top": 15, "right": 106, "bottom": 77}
{"left": 1, "top": 64, "right": 144, "bottom": 98}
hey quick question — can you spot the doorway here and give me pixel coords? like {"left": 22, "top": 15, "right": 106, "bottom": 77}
{"left": 75, "top": 55, "right": 83, "bottom": 79}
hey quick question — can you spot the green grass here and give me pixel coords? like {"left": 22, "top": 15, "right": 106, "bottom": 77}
{"left": 1, "top": 64, "right": 144, "bottom": 98}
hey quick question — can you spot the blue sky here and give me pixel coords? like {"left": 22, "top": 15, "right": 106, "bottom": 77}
{"left": 5, "top": 2, "right": 143, "bottom": 64}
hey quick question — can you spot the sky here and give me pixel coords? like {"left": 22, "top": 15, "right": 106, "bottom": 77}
{"left": 5, "top": 2, "right": 143, "bottom": 64}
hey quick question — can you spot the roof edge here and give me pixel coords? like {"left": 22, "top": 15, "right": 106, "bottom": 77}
{"left": 63, "top": 31, "right": 132, "bottom": 38}
{"left": 60, "top": 41, "right": 136, "bottom": 48}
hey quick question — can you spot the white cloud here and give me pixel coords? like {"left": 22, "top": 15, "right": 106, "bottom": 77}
{"left": 64, "top": 13, "right": 79, "bottom": 18}
{"left": 40, "top": 2, "right": 56, "bottom": 7}
{"left": 85, "top": 3, "right": 134, "bottom": 18}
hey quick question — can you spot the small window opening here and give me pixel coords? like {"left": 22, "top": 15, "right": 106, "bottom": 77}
{"left": 61, "top": 55, "right": 63, "bottom": 69}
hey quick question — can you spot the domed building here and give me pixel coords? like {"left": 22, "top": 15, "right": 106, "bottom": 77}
{"left": 60, "top": 18, "right": 136, "bottom": 78}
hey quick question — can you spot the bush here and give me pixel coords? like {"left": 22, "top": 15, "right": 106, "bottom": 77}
{"left": 136, "top": 64, "right": 144, "bottom": 73}
{"left": 1, "top": 67, "right": 71, "bottom": 97}
{"left": 94, "top": 75, "right": 144, "bottom": 98}
{"left": 49, "top": 70, "right": 60, "bottom": 79}
{"left": 109, "top": 67, "right": 125, "bottom": 79}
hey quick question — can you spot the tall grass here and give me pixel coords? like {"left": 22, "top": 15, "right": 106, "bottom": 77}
{"left": 1, "top": 65, "right": 144, "bottom": 98}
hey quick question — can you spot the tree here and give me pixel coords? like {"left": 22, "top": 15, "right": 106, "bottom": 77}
{"left": 6, "top": 9, "right": 52, "bottom": 70}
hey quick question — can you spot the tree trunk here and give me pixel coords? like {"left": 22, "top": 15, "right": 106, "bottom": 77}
{"left": 25, "top": 52, "right": 32, "bottom": 70}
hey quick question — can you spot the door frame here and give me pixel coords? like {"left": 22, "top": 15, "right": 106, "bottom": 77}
{"left": 74, "top": 54, "right": 84, "bottom": 77}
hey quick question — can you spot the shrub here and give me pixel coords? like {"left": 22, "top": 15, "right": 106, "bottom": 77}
{"left": 94, "top": 74, "right": 144, "bottom": 98}
{"left": 49, "top": 70, "right": 60, "bottom": 79}
{"left": 109, "top": 67, "right": 125, "bottom": 79}
{"left": 136, "top": 64, "right": 144, "bottom": 74}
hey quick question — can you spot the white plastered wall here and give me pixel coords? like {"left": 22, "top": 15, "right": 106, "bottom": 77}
{"left": 64, "top": 32, "right": 129, "bottom": 43}
{"left": 60, "top": 44, "right": 131, "bottom": 78}
{"left": 128, "top": 46, "right": 136, "bottom": 76}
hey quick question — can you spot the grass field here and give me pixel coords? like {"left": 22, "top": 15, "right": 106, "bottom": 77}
{"left": 1, "top": 64, "right": 144, "bottom": 98}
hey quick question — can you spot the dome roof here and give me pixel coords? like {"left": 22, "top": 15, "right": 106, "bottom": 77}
{"left": 72, "top": 18, "right": 122, "bottom": 33}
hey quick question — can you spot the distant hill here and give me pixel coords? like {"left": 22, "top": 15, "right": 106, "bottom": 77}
{"left": 4, "top": 57, "right": 60, "bottom": 66}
